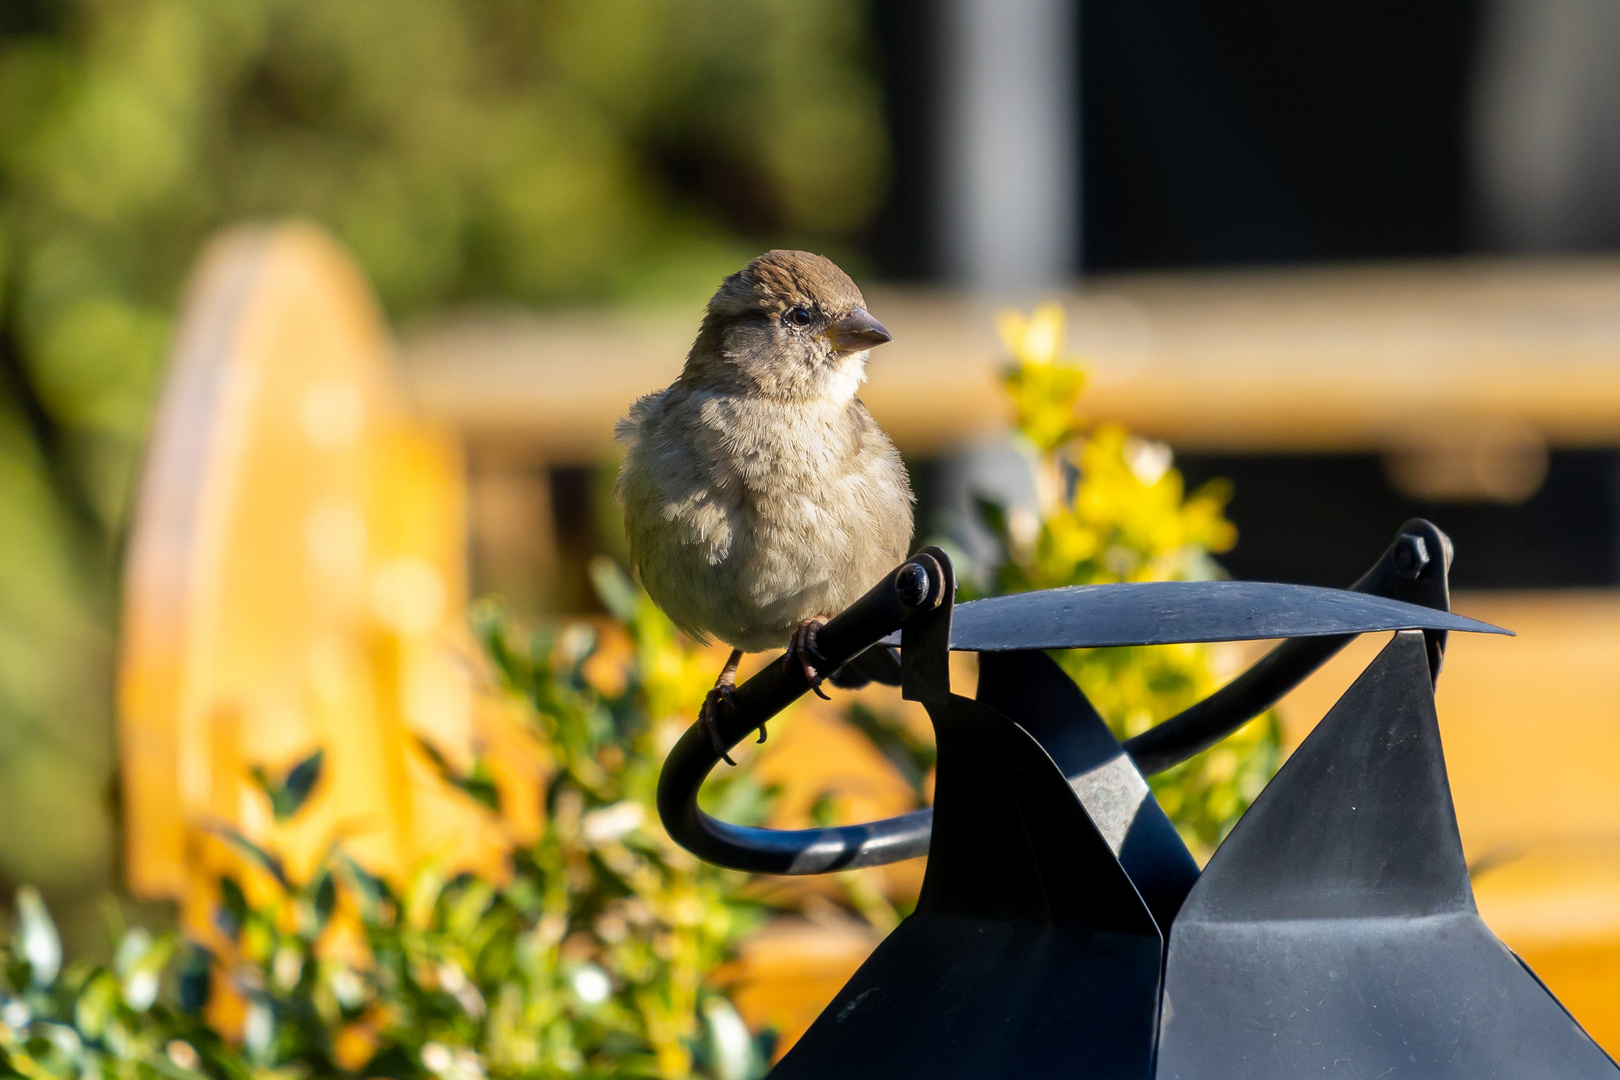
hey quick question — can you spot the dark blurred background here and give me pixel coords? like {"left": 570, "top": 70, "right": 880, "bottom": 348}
{"left": 866, "top": 0, "right": 1620, "bottom": 591}
{"left": 874, "top": 0, "right": 1479, "bottom": 276}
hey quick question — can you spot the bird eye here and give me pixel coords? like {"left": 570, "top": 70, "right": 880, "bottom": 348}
{"left": 786, "top": 306, "right": 813, "bottom": 327}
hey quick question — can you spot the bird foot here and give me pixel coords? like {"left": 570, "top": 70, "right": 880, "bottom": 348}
{"left": 787, "top": 618, "right": 832, "bottom": 700}
{"left": 701, "top": 684, "right": 739, "bottom": 766}
{"left": 702, "top": 648, "right": 746, "bottom": 766}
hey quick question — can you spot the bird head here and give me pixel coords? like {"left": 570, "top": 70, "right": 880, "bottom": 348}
{"left": 682, "top": 250, "right": 893, "bottom": 402}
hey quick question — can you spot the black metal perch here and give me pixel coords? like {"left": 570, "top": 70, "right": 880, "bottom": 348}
{"left": 655, "top": 520, "right": 1617, "bottom": 1078}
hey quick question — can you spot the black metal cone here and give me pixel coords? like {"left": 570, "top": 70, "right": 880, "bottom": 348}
{"left": 977, "top": 649, "right": 1200, "bottom": 934}
{"left": 1155, "top": 631, "right": 1617, "bottom": 1079}
{"left": 770, "top": 693, "right": 1163, "bottom": 1080}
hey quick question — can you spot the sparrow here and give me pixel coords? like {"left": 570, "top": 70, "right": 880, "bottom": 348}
{"left": 616, "top": 250, "right": 915, "bottom": 761}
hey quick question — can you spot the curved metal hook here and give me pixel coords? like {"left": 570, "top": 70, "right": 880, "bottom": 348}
{"left": 654, "top": 549, "right": 951, "bottom": 874}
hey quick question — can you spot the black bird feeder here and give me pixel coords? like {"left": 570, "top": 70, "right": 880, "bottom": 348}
{"left": 656, "top": 520, "right": 1618, "bottom": 1078}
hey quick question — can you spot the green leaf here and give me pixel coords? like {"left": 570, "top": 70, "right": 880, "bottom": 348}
{"left": 249, "top": 748, "right": 325, "bottom": 821}
{"left": 74, "top": 971, "right": 119, "bottom": 1038}
{"left": 310, "top": 870, "right": 337, "bottom": 936}
{"left": 474, "top": 601, "right": 528, "bottom": 692}
{"left": 282, "top": 750, "right": 324, "bottom": 812}
{"left": 334, "top": 854, "right": 392, "bottom": 924}
{"left": 588, "top": 557, "right": 640, "bottom": 623}
{"left": 460, "top": 769, "right": 502, "bottom": 815}
{"left": 176, "top": 944, "right": 212, "bottom": 1014}
{"left": 14, "top": 886, "right": 60, "bottom": 986}
{"left": 413, "top": 736, "right": 453, "bottom": 776}
{"left": 115, "top": 929, "right": 171, "bottom": 1011}
{"left": 702, "top": 774, "right": 780, "bottom": 829}
{"left": 113, "top": 926, "right": 156, "bottom": 979}
{"left": 404, "top": 864, "right": 447, "bottom": 930}
{"left": 444, "top": 880, "right": 496, "bottom": 940}
{"left": 415, "top": 737, "right": 501, "bottom": 814}
{"left": 807, "top": 790, "right": 839, "bottom": 828}
{"left": 973, "top": 494, "right": 1011, "bottom": 542}
{"left": 703, "top": 995, "right": 766, "bottom": 1080}
{"left": 217, "top": 876, "right": 249, "bottom": 940}
{"left": 206, "top": 826, "right": 289, "bottom": 890}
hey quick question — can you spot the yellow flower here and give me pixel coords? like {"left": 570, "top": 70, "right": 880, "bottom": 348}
{"left": 989, "top": 304, "right": 1277, "bottom": 856}
{"left": 997, "top": 301, "right": 1073, "bottom": 365}
{"left": 998, "top": 303, "right": 1087, "bottom": 454}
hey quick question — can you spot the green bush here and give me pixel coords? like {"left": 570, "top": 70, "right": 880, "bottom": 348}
{"left": 0, "top": 562, "right": 773, "bottom": 1080}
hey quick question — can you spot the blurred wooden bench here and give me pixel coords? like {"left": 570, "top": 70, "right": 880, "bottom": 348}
{"left": 401, "top": 256, "right": 1620, "bottom": 461}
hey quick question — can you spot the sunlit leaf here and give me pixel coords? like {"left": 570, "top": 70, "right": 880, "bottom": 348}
{"left": 588, "top": 557, "right": 640, "bottom": 623}
{"left": 250, "top": 749, "right": 325, "bottom": 821}
{"left": 334, "top": 854, "right": 392, "bottom": 925}
{"left": 14, "top": 886, "right": 60, "bottom": 986}
{"left": 206, "top": 826, "right": 290, "bottom": 891}
{"left": 414, "top": 737, "right": 501, "bottom": 814}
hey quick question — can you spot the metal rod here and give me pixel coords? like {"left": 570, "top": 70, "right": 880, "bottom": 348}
{"left": 655, "top": 551, "right": 948, "bottom": 873}
{"left": 1124, "top": 520, "right": 1453, "bottom": 774}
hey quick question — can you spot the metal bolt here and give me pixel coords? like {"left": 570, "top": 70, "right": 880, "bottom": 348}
{"left": 896, "top": 562, "right": 932, "bottom": 608}
{"left": 1392, "top": 534, "right": 1430, "bottom": 579}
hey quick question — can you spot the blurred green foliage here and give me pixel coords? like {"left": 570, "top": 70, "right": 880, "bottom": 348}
{"left": 977, "top": 305, "right": 1279, "bottom": 857}
{"left": 0, "top": 562, "right": 773, "bottom": 1080}
{"left": 0, "top": 0, "right": 888, "bottom": 898}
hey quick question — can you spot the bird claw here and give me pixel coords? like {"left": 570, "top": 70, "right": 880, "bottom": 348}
{"left": 788, "top": 619, "right": 832, "bottom": 699}
{"left": 702, "top": 648, "right": 745, "bottom": 766}
{"left": 701, "top": 683, "right": 739, "bottom": 766}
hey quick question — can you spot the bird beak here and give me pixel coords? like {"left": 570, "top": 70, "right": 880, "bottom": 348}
{"left": 825, "top": 307, "right": 893, "bottom": 353}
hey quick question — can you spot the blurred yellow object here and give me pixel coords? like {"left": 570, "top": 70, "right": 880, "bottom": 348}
{"left": 117, "top": 224, "right": 545, "bottom": 940}
{"left": 1469, "top": 842, "right": 1620, "bottom": 1053}
{"left": 1274, "top": 593, "right": 1620, "bottom": 1056}
{"left": 719, "top": 916, "right": 880, "bottom": 1054}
